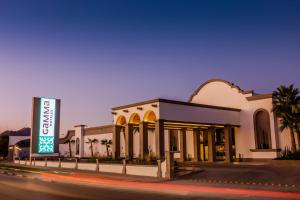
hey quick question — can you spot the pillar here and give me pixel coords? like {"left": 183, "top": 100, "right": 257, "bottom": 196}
{"left": 155, "top": 119, "right": 164, "bottom": 159}
{"left": 207, "top": 127, "right": 216, "bottom": 162}
{"left": 179, "top": 128, "right": 187, "bottom": 162}
{"left": 125, "top": 124, "right": 134, "bottom": 159}
{"left": 139, "top": 122, "right": 148, "bottom": 160}
{"left": 224, "top": 125, "right": 233, "bottom": 162}
{"left": 112, "top": 125, "right": 121, "bottom": 159}
{"left": 74, "top": 125, "right": 86, "bottom": 158}
{"left": 193, "top": 128, "right": 200, "bottom": 162}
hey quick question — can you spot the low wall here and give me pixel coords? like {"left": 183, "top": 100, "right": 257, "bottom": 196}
{"left": 14, "top": 159, "right": 162, "bottom": 178}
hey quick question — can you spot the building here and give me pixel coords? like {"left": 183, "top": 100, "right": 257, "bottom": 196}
{"left": 0, "top": 128, "right": 31, "bottom": 160}
{"left": 60, "top": 79, "right": 297, "bottom": 161}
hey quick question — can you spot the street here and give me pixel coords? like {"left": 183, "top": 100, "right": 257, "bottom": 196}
{"left": 0, "top": 173, "right": 212, "bottom": 200}
{"left": 0, "top": 172, "right": 299, "bottom": 200}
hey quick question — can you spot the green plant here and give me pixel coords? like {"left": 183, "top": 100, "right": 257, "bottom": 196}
{"left": 64, "top": 138, "right": 75, "bottom": 158}
{"left": 86, "top": 138, "right": 99, "bottom": 157}
{"left": 277, "top": 148, "right": 300, "bottom": 160}
{"left": 101, "top": 139, "right": 112, "bottom": 157}
{"left": 272, "top": 84, "right": 300, "bottom": 152}
{"left": 0, "top": 136, "right": 9, "bottom": 158}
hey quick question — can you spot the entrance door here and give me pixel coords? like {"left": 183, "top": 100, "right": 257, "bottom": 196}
{"left": 199, "top": 131, "right": 208, "bottom": 161}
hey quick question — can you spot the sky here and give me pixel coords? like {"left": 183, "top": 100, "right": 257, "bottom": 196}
{"left": 0, "top": 0, "right": 300, "bottom": 136}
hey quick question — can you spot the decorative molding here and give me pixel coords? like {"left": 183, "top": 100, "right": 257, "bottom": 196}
{"left": 137, "top": 107, "right": 143, "bottom": 110}
{"left": 246, "top": 93, "right": 273, "bottom": 101}
{"left": 123, "top": 109, "right": 129, "bottom": 113}
{"left": 188, "top": 79, "right": 254, "bottom": 102}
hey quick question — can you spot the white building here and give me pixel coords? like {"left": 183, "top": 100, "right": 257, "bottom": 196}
{"left": 60, "top": 79, "right": 297, "bottom": 161}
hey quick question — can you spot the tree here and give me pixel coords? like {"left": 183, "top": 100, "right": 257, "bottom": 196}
{"left": 86, "top": 138, "right": 98, "bottom": 157}
{"left": 0, "top": 136, "right": 9, "bottom": 158}
{"left": 101, "top": 139, "right": 112, "bottom": 157}
{"left": 272, "top": 84, "right": 300, "bottom": 152}
{"left": 64, "top": 139, "right": 75, "bottom": 158}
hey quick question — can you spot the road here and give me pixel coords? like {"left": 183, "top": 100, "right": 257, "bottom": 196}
{"left": 0, "top": 173, "right": 299, "bottom": 200}
{"left": 0, "top": 173, "right": 213, "bottom": 200}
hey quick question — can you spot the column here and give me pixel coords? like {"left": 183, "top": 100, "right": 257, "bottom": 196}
{"left": 179, "top": 128, "right": 187, "bottom": 162}
{"left": 125, "top": 124, "right": 134, "bottom": 159}
{"left": 193, "top": 128, "right": 200, "bottom": 162}
{"left": 112, "top": 125, "right": 121, "bottom": 159}
{"left": 155, "top": 119, "right": 164, "bottom": 159}
{"left": 207, "top": 127, "right": 216, "bottom": 162}
{"left": 224, "top": 125, "right": 233, "bottom": 162}
{"left": 74, "top": 125, "right": 86, "bottom": 158}
{"left": 139, "top": 122, "right": 148, "bottom": 160}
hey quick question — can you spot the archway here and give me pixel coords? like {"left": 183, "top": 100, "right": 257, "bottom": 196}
{"left": 143, "top": 110, "right": 156, "bottom": 123}
{"left": 254, "top": 109, "right": 272, "bottom": 149}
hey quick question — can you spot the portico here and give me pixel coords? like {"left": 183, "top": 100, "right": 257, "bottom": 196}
{"left": 111, "top": 98, "right": 240, "bottom": 162}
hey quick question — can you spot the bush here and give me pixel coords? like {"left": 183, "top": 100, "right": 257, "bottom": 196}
{"left": 277, "top": 148, "right": 300, "bottom": 160}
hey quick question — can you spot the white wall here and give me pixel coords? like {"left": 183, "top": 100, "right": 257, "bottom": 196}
{"left": 159, "top": 102, "right": 240, "bottom": 126}
{"left": 83, "top": 133, "right": 112, "bottom": 157}
{"left": 190, "top": 80, "right": 281, "bottom": 159}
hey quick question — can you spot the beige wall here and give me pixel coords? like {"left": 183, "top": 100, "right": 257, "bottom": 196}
{"left": 190, "top": 80, "right": 282, "bottom": 159}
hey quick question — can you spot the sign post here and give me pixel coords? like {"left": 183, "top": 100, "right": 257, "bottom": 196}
{"left": 30, "top": 97, "right": 61, "bottom": 158}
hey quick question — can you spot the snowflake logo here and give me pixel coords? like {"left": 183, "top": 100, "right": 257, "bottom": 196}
{"left": 39, "top": 136, "right": 54, "bottom": 153}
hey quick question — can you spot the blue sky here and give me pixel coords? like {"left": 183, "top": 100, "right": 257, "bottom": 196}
{"left": 0, "top": 0, "right": 299, "bottom": 135}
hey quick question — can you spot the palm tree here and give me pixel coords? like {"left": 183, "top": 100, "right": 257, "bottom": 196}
{"left": 272, "top": 84, "right": 300, "bottom": 152}
{"left": 101, "top": 139, "right": 112, "bottom": 157}
{"left": 64, "top": 139, "right": 75, "bottom": 158}
{"left": 86, "top": 138, "right": 99, "bottom": 157}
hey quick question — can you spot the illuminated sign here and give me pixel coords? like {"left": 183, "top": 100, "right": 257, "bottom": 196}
{"left": 38, "top": 98, "right": 56, "bottom": 154}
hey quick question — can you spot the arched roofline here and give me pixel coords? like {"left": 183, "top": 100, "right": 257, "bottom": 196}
{"left": 188, "top": 79, "right": 254, "bottom": 102}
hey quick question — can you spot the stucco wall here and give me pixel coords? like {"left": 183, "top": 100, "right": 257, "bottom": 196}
{"left": 190, "top": 80, "right": 281, "bottom": 159}
{"left": 83, "top": 133, "right": 112, "bottom": 157}
{"left": 159, "top": 102, "right": 240, "bottom": 126}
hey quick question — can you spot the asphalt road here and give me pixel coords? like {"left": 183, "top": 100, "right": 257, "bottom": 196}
{"left": 0, "top": 173, "right": 210, "bottom": 200}
{"left": 0, "top": 173, "right": 297, "bottom": 200}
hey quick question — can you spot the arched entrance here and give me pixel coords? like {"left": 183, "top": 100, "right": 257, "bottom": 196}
{"left": 254, "top": 109, "right": 272, "bottom": 149}
{"left": 129, "top": 113, "right": 141, "bottom": 158}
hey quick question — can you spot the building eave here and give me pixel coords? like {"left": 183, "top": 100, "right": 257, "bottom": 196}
{"left": 112, "top": 98, "right": 241, "bottom": 112}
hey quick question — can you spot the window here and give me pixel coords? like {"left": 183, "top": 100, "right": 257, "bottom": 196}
{"left": 76, "top": 138, "right": 80, "bottom": 155}
{"left": 254, "top": 109, "right": 272, "bottom": 149}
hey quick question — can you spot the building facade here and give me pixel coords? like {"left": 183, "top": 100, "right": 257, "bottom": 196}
{"left": 60, "top": 79, "right": 297, "bottom": 161}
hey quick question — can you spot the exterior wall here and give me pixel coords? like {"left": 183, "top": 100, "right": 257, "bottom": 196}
{"left": 159, "top": 102, "right": 240, "bottom": 126}
{"left": 15, "top": 160, "right": 159, "bottom": 178}
{"left": 190, "top": 81, "right": 250, "bottom": 109}
{"left": 190, "top": 80, "right": 281, "bottom": 159}
{"left": 83, "top": 133, "right": 112, "bottom": 157}
{"left": 113, "top": 103, "right": 159, "bottom": 124}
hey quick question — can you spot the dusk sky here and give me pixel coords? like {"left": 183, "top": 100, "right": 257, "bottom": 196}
{"left": 0, "top": 0, "right": 300, "bottom": 136}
